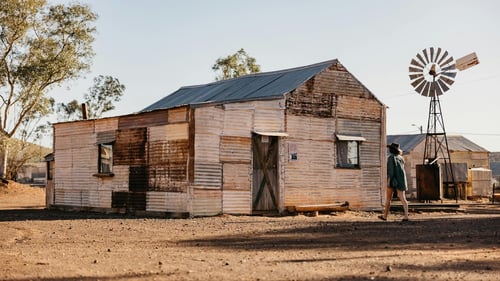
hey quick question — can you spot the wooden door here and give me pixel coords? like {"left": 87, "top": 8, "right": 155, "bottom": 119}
{"left": 252, "top": 134, "right": 279, "bottom": 212}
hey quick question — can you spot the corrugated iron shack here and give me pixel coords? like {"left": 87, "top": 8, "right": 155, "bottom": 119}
{"left": 50, "top": 59, "right": 386, "bottom": 216}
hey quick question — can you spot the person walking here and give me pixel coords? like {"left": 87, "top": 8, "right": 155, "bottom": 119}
{"left": 379, "top": 142, "right": 409, "bottom": 221}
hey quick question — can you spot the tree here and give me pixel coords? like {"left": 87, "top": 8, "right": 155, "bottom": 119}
{"left": 212, "top": 48, "right": 261, "bottom": 81}
{"left": 57, "top": 75, "right": 125, "bottom": 121}
{"left": 0, "top": 0, "right": 97, "bottom": 178}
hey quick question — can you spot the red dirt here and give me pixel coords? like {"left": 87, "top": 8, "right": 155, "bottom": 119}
{"left": 1, "top": 183, "right": 499, "bottom": 280}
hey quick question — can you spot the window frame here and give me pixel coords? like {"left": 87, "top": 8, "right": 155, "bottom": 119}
{"left": 95, "top": 142, "right": 114, "bottom": 177}
{"left": 335, "top": 134, "right": 365, "bottom": 169}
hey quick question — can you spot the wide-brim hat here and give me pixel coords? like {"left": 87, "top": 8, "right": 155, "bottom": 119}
{"left": 387, "top": 142, "right": 402, "bottom": 152}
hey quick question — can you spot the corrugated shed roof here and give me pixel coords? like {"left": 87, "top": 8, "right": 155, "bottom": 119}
{"left": 142, "top": 59, "right": 338, "bottom": 112}
{"left": 387, "top": 134, "right": 426, "bottom": 153}
{"left": 387, "top": 134, "right": 489, "bottom": 153}
{"left": 447, "top": 135, "right": 488, "bottom": 152}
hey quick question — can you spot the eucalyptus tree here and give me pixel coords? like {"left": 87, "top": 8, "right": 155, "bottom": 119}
{"left": 0, "top": 0, "right": 97, "bottom": 177}
{"left": 212, "top": 48, "right": 261, "bottom": 80}
{"left": 57, "top": 75, "right": 126, "bottom": 121}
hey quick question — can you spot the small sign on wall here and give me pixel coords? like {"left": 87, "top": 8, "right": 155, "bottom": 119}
{"left": 289, "top": 143, "right": 298, "bottom": 161}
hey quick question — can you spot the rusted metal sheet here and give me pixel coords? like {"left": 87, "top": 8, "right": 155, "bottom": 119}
{"left": 129, "top": 166, "right": 148, "bottom": 192}
{"left": 118, "top": 110, "right": 168, "bottom": 129}
{"left": 192, "top": 188, "right": 222, "bottom": 216}
{"left": 111, "top": 191, "right": 146, "bottom": 211}
{"left": 286, "top": 90, "right": 335, "bottom": 117}
{"left": 336, "top": 96, "right": 382, "bottom": 121}
{"left": 96, "top": 131, "right": 115, "bottom": 144}
{"left": 417, "top": 164, "right": 442, "bottom": 200}
{"left": 114, "top": 127, "right": 147, "bottom": 166}
{"left": 166, "top": 123, "right": 189, "bottom": 140}
{"left": 148, "top": 139, "right": 189, "bottom": 192}
{"left": 286, "top": 114, "right": 335, "bottom": 141}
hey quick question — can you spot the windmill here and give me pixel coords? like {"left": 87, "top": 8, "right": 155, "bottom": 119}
{"left": 409, "top": 47, "right": 479, "bottom": 201}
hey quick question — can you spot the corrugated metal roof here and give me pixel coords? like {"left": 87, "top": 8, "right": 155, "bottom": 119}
{"left": 141, "top": 59, "right": 338, "bottom": 112}
{"left": 387, "top": 134, "right": 426, "bottom": 153}
{"left": 387, "top": 134, "right": 488, "bottom": 153}
{"left": 447, "top": 135, "right": 488, "bottom": 152}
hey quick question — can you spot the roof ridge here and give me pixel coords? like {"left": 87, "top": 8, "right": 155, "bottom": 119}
{"left": 179, "top": 59, "right": 339, "bottom": 90}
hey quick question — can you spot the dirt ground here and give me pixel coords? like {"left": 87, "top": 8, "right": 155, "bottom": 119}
{"left": 1, "top": 183, "right": 499, "bottom": 281}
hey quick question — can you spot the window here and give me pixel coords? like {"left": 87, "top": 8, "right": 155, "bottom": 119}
{"left": 336, "top": 134, "right": 365, "bottom": 168}
{"left": 98, "top": 143, "right": 113, "bottom": 174}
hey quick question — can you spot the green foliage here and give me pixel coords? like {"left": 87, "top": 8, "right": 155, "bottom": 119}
{"left": 0, "top": 0, "right": 97, "bottom": 138}
{"left": 57, "top": 75, "right": 125, "bottom": 121}
{"left": 212, "top": 48, "right": 261, "bottom": 81}
{"left": 0, "top": 0, "right": 97, "bottom": 178}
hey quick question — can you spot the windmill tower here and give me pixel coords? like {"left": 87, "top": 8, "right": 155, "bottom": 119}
{"left": 409, "top": 47, "right": 479, "bottom": 201}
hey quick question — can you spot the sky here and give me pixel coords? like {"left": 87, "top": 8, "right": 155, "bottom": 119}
{"left": 49, "top": 0, "right": 500, "bottom": 151}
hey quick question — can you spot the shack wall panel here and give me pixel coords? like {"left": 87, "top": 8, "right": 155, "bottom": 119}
{"left": 146, "top": 192, "right": 189, "bottom": 212}
{"left": 336, "top": 96, "right": 381, "bottom": 121}
{"left": 192, "top": 188, "right": 222, "bottom": 216}
{"left": 283, "top": 138, "right": 336, "bottom": 207}
{"left": 253, "top": 108, "right": 284, "bottom": 132}
{"left": 168, "top": 107, "right": 189, "bottom": 123}
{"left": 97, "top": 165, "right": 129, "bottom": 191}
{"left": 54, "top": 189, "right": 88, "bottom": 206}
{"left": 195, "top": 107, "right": 223, "bottom": 134}
{"left": 118, "top": 111, "right": 168, "bottom": 129}
{"left": 195, "top": 133, "right": 220, "bottom": 163}
{"left": 222, "top": 190, "right": 251, "bottom": 214}
{"left": 148, "top": 138, "right": 189, "bottom": 192}
{"left": 286, "top": 115, "right": 334, "bottom": 141}
{"left": 166, "top": 123, "right": 189, "bottom": 140}
{"left": 223, "top": 163, "right": 251, "bottom": 190}
{"left": 148, "top": 125, "right": 167, "bottom": 142}
{"left": 194, "top": 162, "right": 222, "bottom": 188}
{"left": 222, "top": 109, "right": 253, "bottom": 137}
{"left": 54, "top": 121, "right": 94, "bottom": 136}
{"left": 114, "top": 127, "right": 147, "bottom": 166}
{"left": 220, "top": 136, "right": 251, "bottom": 163}
{"left": 94, "top": 117, "right": 119, "bottom": 133}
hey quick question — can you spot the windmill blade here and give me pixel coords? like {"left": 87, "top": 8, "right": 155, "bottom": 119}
{"left": 411, "top": 76, "right": 425, "bottom": 88}
{"left": 435, "top": 48, "right": 442, "bottom": 64}
{"left": 437, "top": 79, "right": 450, "bottom": 92}
{"left": 441, "top": 71, "right": 457, "bottom": 79}
{"left": 440, "top": 56, "right": 454, "bottom": 67}
{"left": 441, "top": 64, "right": 456, "bottom": 72}
{"left": 410, "top": 59, "right": 424, "bottom": 69}
{"left": 433, "top": 81, "right": 443, "bottom": 96}
{"left": 409, "top": 66, "right": 423, "bottom": 73}
{"left": 416, "top": 53, "right": 427, "bottom": 66}
{"left": 409, "top": 73, "right": 423, "bottom": 80}
{"left": 437, "top": 50, "right": 448, "bottom": 65}
{"left": 415, "top": 80, "right": 426, "bottom": 95}
{"left": 440, "top": 76, "right": 455, "bottom": 87}
{"left": 422, "top": 48, "right": 430, "bottom": 64}
{"left": 421, "top": 81, "right": 431, "bottom": 97}
{"left": 430, "top": 47, "right": 435, "bottom": 62}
